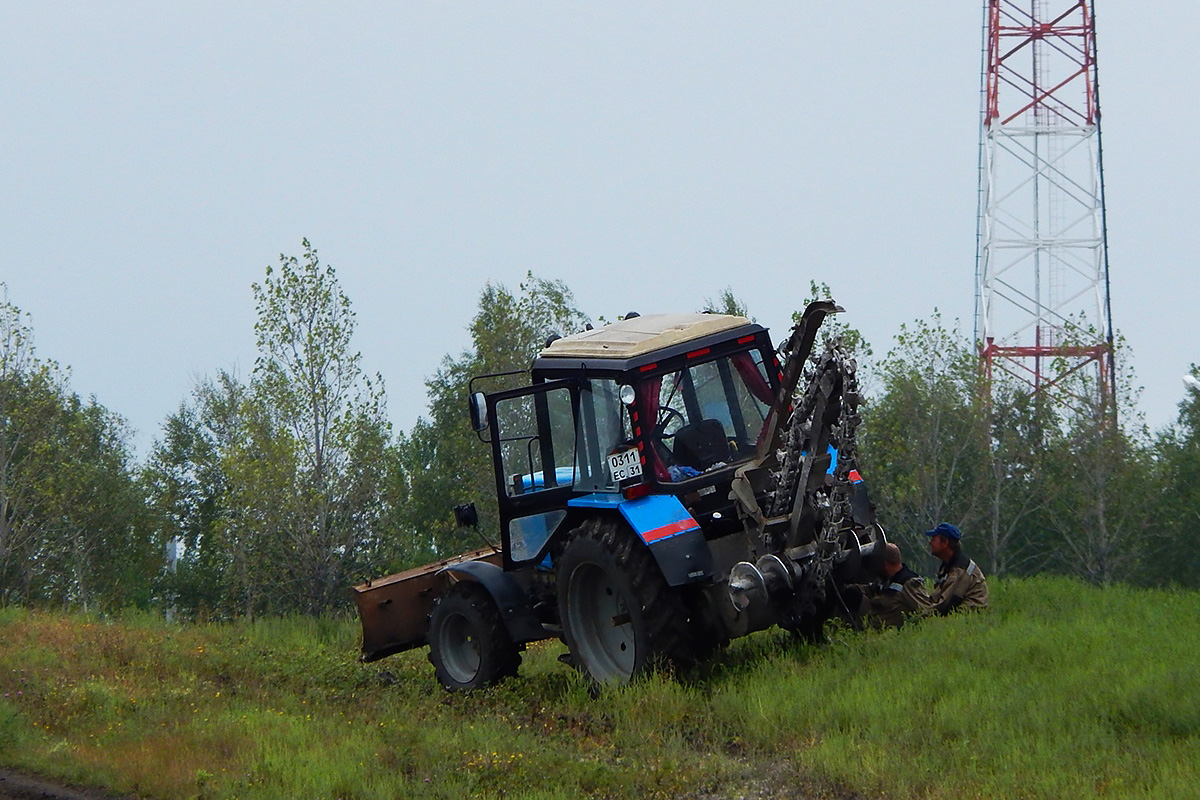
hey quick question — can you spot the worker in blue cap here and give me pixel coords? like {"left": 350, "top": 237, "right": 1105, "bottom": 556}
{"left": 923, "top": 522, "right": 988, "bottom": 614}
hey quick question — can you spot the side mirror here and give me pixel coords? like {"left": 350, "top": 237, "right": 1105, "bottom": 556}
{"left": 468, "top": 392, "right": 488, "bottom": 432}
{"left": 453, "top": 502, "right": 479, "bottom": 528}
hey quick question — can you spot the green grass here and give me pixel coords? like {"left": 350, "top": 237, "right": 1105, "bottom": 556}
{"left": 1, "top": 578, "right": 1198, "bottom": 799}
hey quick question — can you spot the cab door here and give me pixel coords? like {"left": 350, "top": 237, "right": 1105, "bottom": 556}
{"left": 484, "top": 380, "right": 580, "bottom": 568}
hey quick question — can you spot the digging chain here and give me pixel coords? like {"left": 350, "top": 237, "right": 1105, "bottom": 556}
{"left": 767, "top": 338, "right": 863, "bottom": 615}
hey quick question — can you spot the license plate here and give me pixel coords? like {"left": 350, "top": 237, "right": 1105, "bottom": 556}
{"left": 607, "top": 448, "right": 643, "bottom": 482}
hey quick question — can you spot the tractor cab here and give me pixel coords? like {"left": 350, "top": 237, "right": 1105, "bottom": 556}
{"left": 469, "top": 313, "right": 779, "bottom": 571}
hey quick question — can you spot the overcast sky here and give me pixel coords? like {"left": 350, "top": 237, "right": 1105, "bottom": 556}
{"left": 2, "top": 3, "right": 1196, "bottom": 457}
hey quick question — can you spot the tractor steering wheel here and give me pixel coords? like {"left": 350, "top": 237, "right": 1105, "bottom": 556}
{"left": 654, "top": 406, "right": 686, "bottom": 442}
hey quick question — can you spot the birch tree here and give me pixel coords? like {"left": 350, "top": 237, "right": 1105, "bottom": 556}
{"left": 1040, "top": 335, "right": 1159, "bottom": 585}
{"left": 1156, "top": 366, "right": 1200, "bottom": 587}
{"left": 247, "top": 240, "right": 392, "bottom": 613}
{"left": 1, "top": 287, "right": 151, "bottom": 608}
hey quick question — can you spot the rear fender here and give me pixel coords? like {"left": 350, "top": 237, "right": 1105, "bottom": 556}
{"left": 568, "top": 493, "right": 714, "bottom": 586}
{"left": 440, "top": 560, "right": 547, "bottom": 644}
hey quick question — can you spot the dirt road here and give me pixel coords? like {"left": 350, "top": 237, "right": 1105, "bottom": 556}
{"left": 0, "top": 769, "right": 137, "bottom": 800}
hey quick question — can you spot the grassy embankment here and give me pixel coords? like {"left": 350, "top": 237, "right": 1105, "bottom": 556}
{"left": 1, "top": 577, "right": 1198, "bottom": 799}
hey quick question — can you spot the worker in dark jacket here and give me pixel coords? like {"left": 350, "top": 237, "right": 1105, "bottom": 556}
{"left": 923, "top": 522, "right": 988, "bottom": 615}
{"left": 863, "top": 542, "right": 931, "bottom": 628}
{"left": 843, "top": 543, "right": 931, "bottom": 629}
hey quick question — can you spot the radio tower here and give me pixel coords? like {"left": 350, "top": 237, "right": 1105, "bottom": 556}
{"left": 975, "top": 0, "right": 1115, "bottom": 410}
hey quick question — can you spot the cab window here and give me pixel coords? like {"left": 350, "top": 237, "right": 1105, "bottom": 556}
{"left": 574, "top": 379, "right": 634, "bottom": 492}
{"left": 644, "top": 351, "right": 773, "bottom": 480}
{"left": 493, "top": 385, "right": 577, "bottom": 496}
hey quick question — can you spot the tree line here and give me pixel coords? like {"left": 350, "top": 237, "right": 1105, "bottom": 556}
{"left": 1, "top": 243, "right": 1196, "bottom": 616}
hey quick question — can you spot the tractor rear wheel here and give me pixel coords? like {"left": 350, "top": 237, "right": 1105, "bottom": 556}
{"left": 428, "top": 580, "right": 521, "bottom": 691}
{"left": 557, "top": 518, "right": 691, "bottom": 686}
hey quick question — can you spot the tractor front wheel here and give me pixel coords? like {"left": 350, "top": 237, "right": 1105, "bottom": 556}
{"left": 557, "top": 519, "right": 690, "bottom": 686}
{"left": 428, "top": 580, "right": 521, "bottom": 691}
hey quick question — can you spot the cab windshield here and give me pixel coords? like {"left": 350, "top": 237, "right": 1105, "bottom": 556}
{"left": 638, "top": 351, "right": 773, "bottom": 481}
{"left": 572, "top": 379, "right": 633, "bottom": 492}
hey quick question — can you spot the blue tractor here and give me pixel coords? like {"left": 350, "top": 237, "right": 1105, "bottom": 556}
{"left": 354, "top": 301, "right": 885, "bottom": 689}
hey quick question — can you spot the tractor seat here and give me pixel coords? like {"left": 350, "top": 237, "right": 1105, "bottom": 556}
{"left": 671, "top": 419, "right": 731, "bottom": 471}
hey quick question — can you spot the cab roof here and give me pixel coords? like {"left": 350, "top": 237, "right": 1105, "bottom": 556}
{"left": 538, "top": 313, "right": 753, "bottom": 360}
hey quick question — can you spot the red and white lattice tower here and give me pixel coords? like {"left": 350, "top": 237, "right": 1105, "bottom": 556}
{"left": 975, "top": 0, "right": 1115, "bottom": 407}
